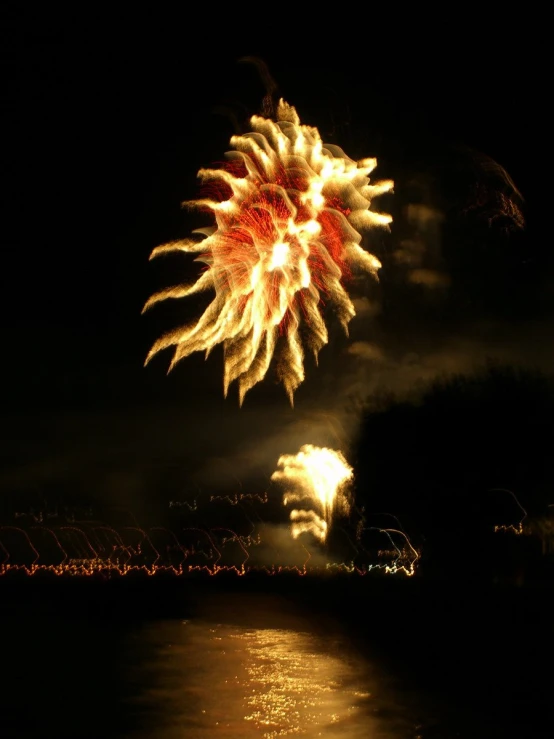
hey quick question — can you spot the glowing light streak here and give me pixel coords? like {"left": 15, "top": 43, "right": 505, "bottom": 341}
{"left": 209, "top": 492, "right": 269, "bottom": 506}
{"left": 150, "top": 527, "right": 188, "bottom": 567}
{"left": 169, "top": 500, "right": 198, "bottom": 510}
{"left": 0, "top": 560, "right": 416, "bottom": 578}
{"left": 182, "top": 527, "right": 222, "bottom": 565}
{"left": 365, "top": 527, "right": 420, "bottom": 576}
{"left": 211, "top": 527, "right": 251, "bottom": 572}
{"left": 0, "top": 526, "right": 40, "bottom": 565}
{"left": 0, "top": 539, "right": 9, "bottom": 565}
{"left": 0, "top": 516, "right": 418, "bottom": 578}
{"left": 143, "top": 99, "right": 392, "bottom": 404}
{"left": 490, "top": 488, "right": 528, "bottom": 535}
{"left": 93, "top": 526, "right": 132, "bottom": 563}
{"left": 31, "top": 526, "right": 68, "bottom": 563}
{"left": 59, "top": 526, "right": 99, "bottom": 559}
{"left": 122, "top": 527, "right": 162, "bottom": 566}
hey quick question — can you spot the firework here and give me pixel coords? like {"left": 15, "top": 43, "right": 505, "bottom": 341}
{"left": 271, "top": 444, "right": 353, "bottom": 542}
{"left": 143, "top": 100, "right": 393, "bottom": 404}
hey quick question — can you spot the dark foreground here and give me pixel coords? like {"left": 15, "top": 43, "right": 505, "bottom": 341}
{"left": 1, "top": 574, "right": 552, "bottom": 738}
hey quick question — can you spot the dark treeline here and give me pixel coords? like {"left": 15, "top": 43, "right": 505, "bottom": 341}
{"left": 354, "top": 364, "right": 554, "bottom": 580}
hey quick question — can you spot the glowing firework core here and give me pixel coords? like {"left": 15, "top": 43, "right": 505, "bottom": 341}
{"left": 144, "top": 100, "right": 393, "bottom": 404}
{"left": 269, "top": 242, "right": 290, "bottom": 271}
{"left": 272, "top": 444, "right": 353, "bottom": 542}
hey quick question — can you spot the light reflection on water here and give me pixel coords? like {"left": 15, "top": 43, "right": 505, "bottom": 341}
{"left": 125, "top": 595, "right": 415, "bottom": 738}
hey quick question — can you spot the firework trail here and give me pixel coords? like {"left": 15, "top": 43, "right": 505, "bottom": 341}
{"left": 144, "top": 99, "right": 393, "bottom": 404}
{"left": 272, "top": 444, "right": 353, "bottom": 542}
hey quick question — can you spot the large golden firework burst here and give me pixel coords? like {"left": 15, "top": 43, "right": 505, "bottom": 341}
{"left": 143, "top": 100, "right": 393, "bottom": 404}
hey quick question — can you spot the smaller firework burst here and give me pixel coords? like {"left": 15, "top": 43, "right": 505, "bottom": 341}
{"left": 272, "top": 444, "right": 353, "bottom": 542}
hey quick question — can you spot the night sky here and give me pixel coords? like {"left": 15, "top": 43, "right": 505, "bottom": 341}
{"left": 3, "top": 9, "right": 549, "bottom": 522}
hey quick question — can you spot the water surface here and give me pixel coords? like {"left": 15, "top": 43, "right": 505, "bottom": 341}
{"left": 1, "top": 580, "right": 551, "bottom": 738}
{"left": 122, "top": 594, "right": 419, "bottom": 738}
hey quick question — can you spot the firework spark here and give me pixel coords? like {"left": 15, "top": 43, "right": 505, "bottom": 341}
{"left": 143, "top": 99, "right": 393, "bottom": 404}
{"left": 272, "top": 444, "right": 353, "bottom": 542}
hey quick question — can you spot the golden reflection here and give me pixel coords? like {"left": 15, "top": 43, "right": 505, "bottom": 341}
{"left": 130, "top": 603, "right": 413, "bottom": 738}
{"left": 236, "top": 628, "right": 366, "bottom": 737}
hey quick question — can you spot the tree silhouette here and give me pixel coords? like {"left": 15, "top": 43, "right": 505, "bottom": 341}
{"left": 354, "top": 364, "right": 554, "bottom": 577}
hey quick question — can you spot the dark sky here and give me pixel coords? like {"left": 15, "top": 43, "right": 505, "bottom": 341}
{"left": 2, "top": 8, "right": 549, "bottom": 516}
